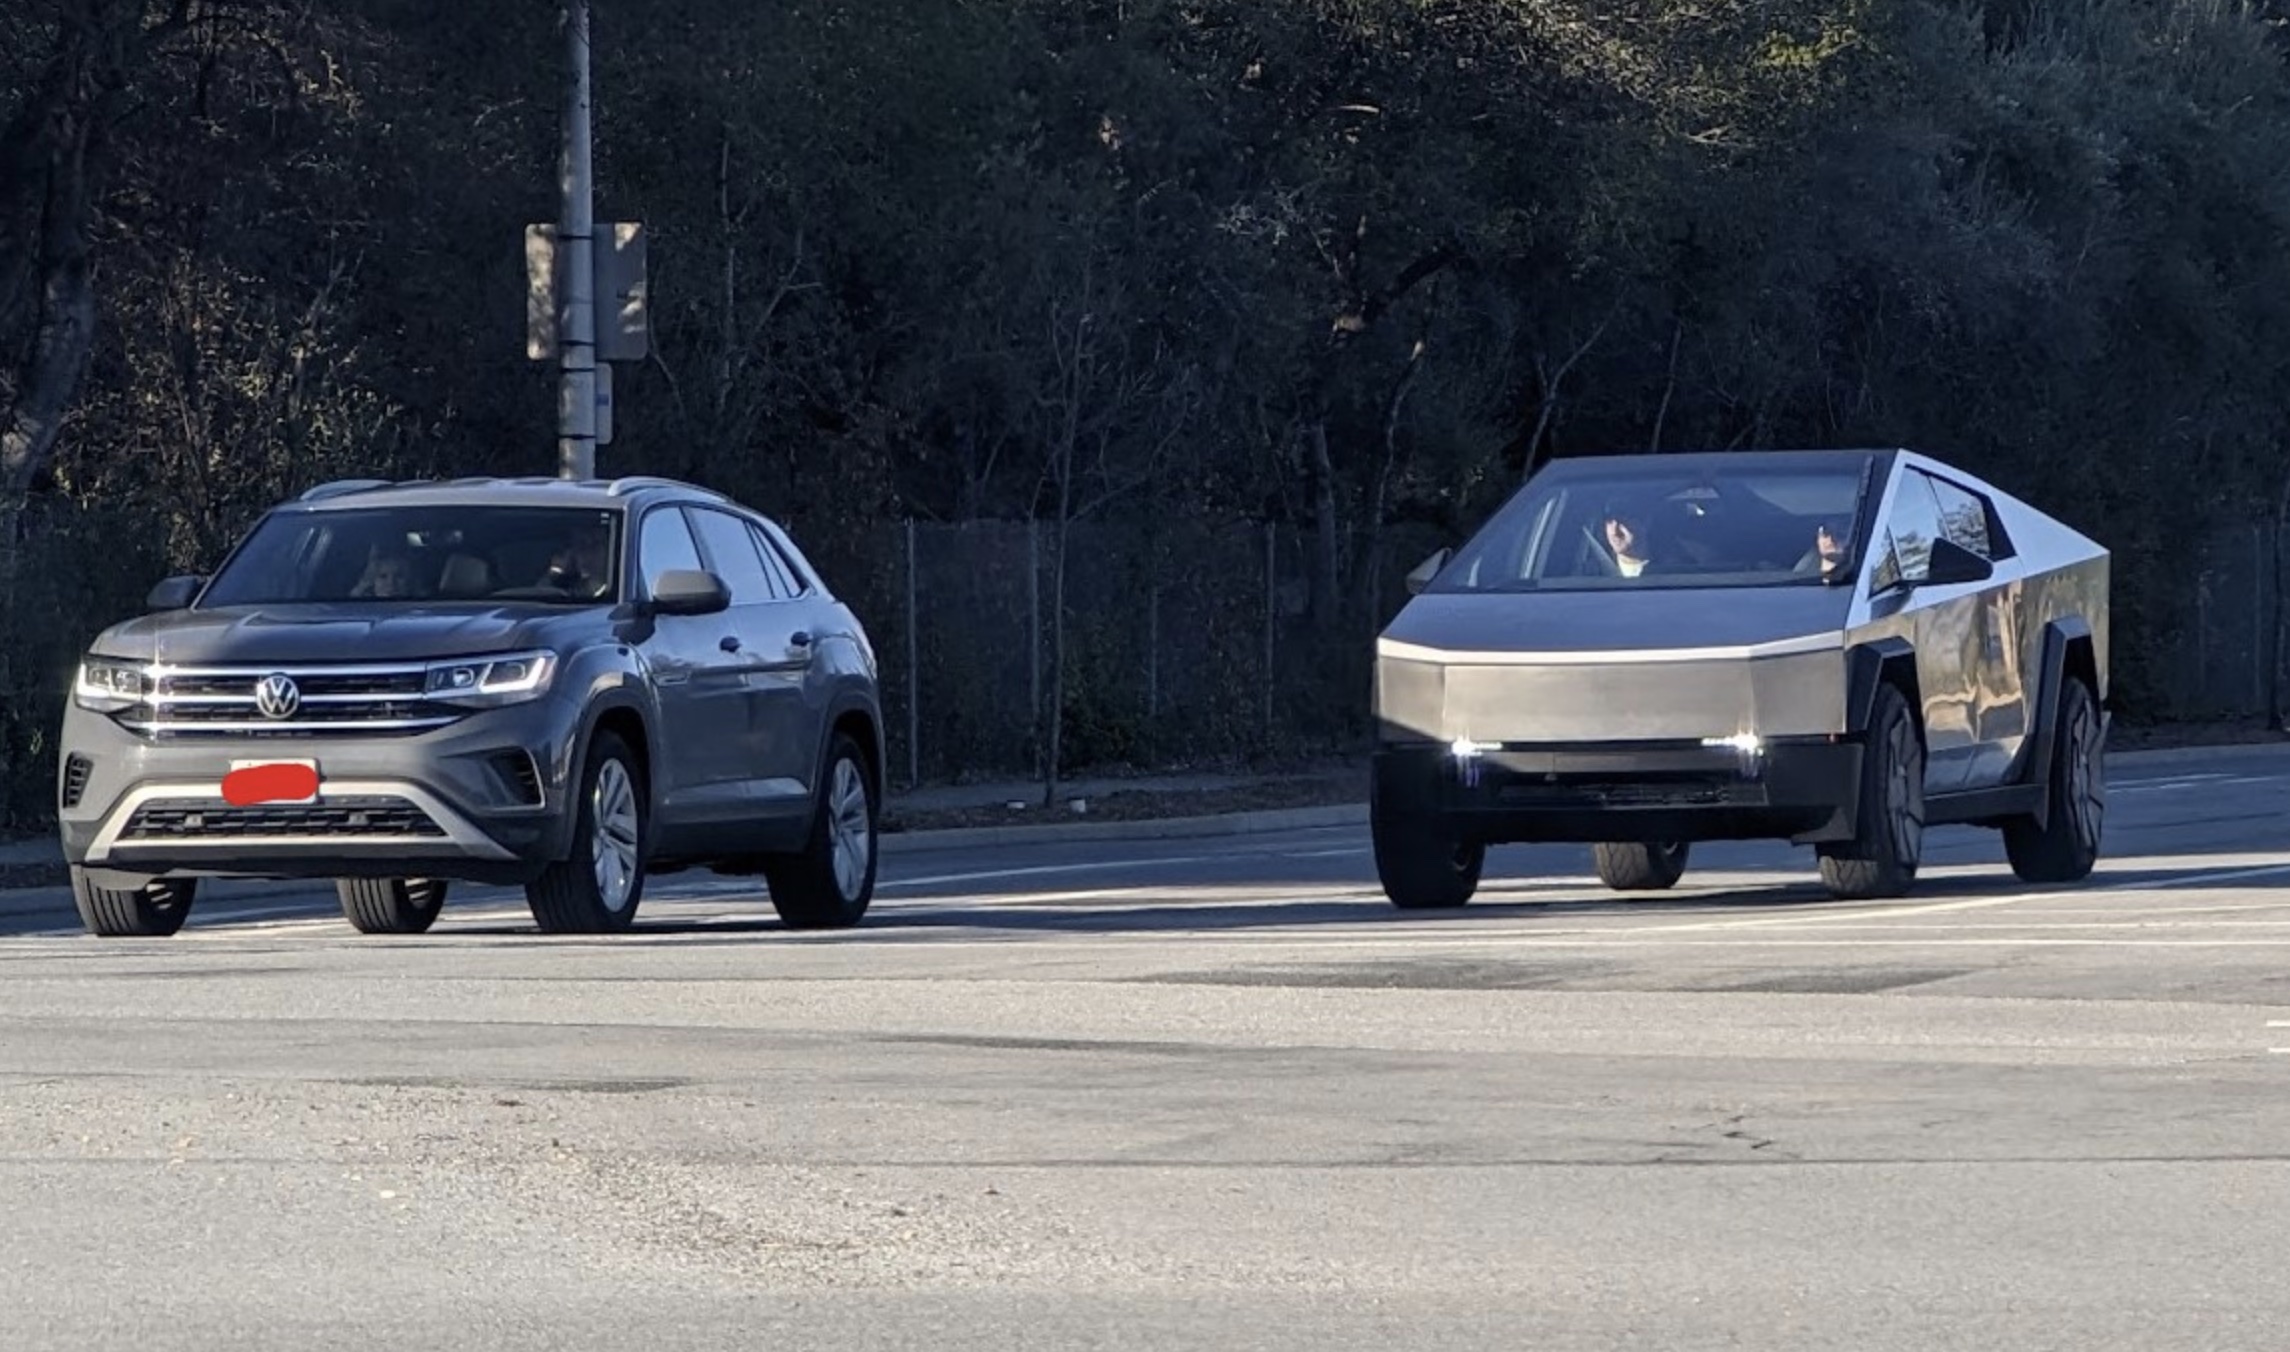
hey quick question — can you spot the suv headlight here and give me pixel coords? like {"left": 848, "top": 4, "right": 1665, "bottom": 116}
{"left": 74, "top": 658, "right": 154, "bottom": 713}
{"left": 424, "top": 651, "right": 558, "bottom": 707}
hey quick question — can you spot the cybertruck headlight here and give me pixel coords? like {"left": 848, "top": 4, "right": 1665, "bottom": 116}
{"left": 1700, "top": 733, "right": 1765, "bottom": 754}
{"left": 424, "top": 651, "right": 558, "bottom": 708}
{"left": 74, "top": 658, "right": 155, "bottom": 714}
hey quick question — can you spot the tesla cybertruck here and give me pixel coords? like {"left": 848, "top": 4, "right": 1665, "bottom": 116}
{"left": 1370, "top": 448, "right": 2108, "bottom": 906}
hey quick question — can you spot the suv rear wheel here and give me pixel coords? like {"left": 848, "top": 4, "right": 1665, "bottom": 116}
{"left": 337, "top": 878, "right": 448, "bottom": 935}
{"left": 70, "top": 869, "right": 196, "bottom": 937}
{"left": 764, "top": 730, "right": 879, "bottom": 929}
{"left": 526, "top": 730, "right": 647, "bottom": 934}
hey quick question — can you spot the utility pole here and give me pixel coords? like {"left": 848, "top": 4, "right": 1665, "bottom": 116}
{"left": 525, "top": 0, "right": 643, "bottom": 472}
{"left": 557, "top": 0, "right": 597, "bottom": 480}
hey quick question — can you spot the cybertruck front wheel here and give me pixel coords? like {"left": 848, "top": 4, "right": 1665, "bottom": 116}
{"left": 337, "top": 878, "right": 448, "bottom": 935}
{"left": 70, "top": 868, "right": 196, "bottom": 937}
{"left": 1593, "top": 841, "right": 1691, "bottom": 891}
{"left": 1817, "top": 683, "right": 1925, "bottom": 900}
{"left": 1371, "top": 806, "right": 1484, "bottom": 909}
{"left": 526, "top": 730, "right": 648, "bottom": 934}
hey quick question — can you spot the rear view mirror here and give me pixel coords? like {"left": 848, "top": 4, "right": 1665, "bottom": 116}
{"left": 647, "top": 568, "right": 730, "bottom": 616}
{"left": 145, "top": 575, "right": 203, "bottom": 612}
{"left": 1405, "top": 548, "right": 1451, "bottom": 596}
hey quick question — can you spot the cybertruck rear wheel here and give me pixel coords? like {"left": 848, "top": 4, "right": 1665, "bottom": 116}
{"left": 1371, "top": 806, "right": 1484, "bottom": 909}
{"left": 2003, "top": 677, "right": 2104, "bottom": 884}
{"left": 526, "top": 730, "right": 648, "bottom": 934}
{"left": 337, "top": 878, "right": 447, "bottom": 935}
{"left": 70, "top": 868, "right": 196, "bottom": 938}
{"left": 1817, "top": 682, "right": 1925, "bottom": 900}
{"left": 1593, "top": 841, "right": 1690, "bottom": 891}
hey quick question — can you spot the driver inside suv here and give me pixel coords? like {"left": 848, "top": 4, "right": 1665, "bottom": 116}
{"left": 540, "top": 519, "right": 616, "bottom": 600}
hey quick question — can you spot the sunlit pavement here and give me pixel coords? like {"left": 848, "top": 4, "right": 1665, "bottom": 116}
{"left": 4, "top": 748, "right": 2288, "bottom": 1350}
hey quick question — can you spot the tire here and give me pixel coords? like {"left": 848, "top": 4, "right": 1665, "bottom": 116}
{"left": 336, "top": 878, "right": 447, "bottom": 935}
{"left": 525, "top": 730, "right": 647, "bottom": 934}
{"left": 70, "top": 868, "right": 196, "bottom": 937}
{"left": 1371, "top": 805, "right": 1484, "bottom": 909}
{"left": 2003, "top": 677, "right": 2105, "bottom": 884}
{"left": 1818, "top": 682, "right": 1926, "bottom": 900}
{"left": 764, "top": 730, "right": 879, "bottom": 929}
{"left": 1593, "top": 840, "right": 1691, "bottom": 891}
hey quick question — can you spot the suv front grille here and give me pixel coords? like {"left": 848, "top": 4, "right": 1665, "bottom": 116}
{"left": 122, "top": 796, "right": 448, "bottom": 840}
{"left": 113, "top": 663, "right": 463, "bottom": 738}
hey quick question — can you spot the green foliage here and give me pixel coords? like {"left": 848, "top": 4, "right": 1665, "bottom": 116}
{"left": 2, "top": 0, "right": 2288, "bottom": 827}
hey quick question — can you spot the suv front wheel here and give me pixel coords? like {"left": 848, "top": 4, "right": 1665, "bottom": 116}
{"left": 71, "top": 869, "right": 197, "bottom": 937}
{"left": 526, "top": 729, "right": 648, "bottom": 934}
{"left": 764, "top": 730, "right": 879, "bottom": 929}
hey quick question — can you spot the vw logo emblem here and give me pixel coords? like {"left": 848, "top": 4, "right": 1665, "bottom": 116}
{"left": 254, "top": 673, "right": 301, "bottom": 720}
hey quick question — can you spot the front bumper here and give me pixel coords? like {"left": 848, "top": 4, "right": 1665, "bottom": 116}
{"left": 1373, "top": 736, "right": 1865, "bottom": 845}
{"left": 54, "top": 694, "right": 586, "bottom": 884}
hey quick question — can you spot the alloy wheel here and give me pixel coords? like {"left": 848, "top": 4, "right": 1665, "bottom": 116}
{"left": 827, "top": 757, "right": 872, "bottom": 901}
{"left": 592, "top": 757, "right": 640, "bottom": 912}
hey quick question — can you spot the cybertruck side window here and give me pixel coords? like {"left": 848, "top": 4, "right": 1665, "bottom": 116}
{"left": 1883, "top": 471, "right": 1946, "bottom": 585}
{"left": 1925, "top": 474, "right": 1994, "bottom": 560}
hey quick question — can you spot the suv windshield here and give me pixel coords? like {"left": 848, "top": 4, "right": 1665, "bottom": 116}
{"left": 197, "top": 504, "right": 625, "bottom": 607}
{"left": 1428, "top": 454, "right": 1877, "bottom": 593}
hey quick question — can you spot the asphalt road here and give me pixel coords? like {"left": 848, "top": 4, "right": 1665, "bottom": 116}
{"left": 4, "top": 745, "right": 2289, "bottom": 1350}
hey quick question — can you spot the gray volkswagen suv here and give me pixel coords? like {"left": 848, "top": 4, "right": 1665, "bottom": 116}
{"left": 54, "top": 475, "right": 886, "bottom": 938}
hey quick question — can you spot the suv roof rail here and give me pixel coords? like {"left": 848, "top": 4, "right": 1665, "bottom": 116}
{"left": 606, "top": 475, "right": 725, "bottom": 500}
{"left": 298, "top": 478, "right": 396, "bottom": 502}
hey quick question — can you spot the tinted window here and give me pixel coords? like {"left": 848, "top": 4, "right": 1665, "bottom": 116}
{"left": 1926, "top": 475, "right": 1993, "bottom": 559}
{"left": 1883, "top": 471, "right": 1946, "bottom": 584}
{"left": 637, "top": 506, "right": 704, "bottom": 590}
{"left": 688, "top": 507, "right": 779, "bottom": 604}
{"left": 198, "top": 505, "right": 622, "bottom": 606}
{"left": 748, "top": 523, "right": 804, "bottom": 598}
{"left": 1428, "top": 457, "right": 1876, "bottom": 593}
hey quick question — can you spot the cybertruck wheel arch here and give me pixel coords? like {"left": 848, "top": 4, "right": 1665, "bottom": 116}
{"left": 2012, "top": 616, "right": 2099, "bottom": 825}
{"left": 1844, "top": 637, "right": 1922, "bottom": 739}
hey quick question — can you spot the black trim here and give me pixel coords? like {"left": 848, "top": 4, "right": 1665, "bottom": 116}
{"left": 1845, "top": 637, "right": 1919, "bottom": 738}
{"left": 1929, "top": 783, "right": 2043, "bottom": 828}
{"left": 1372, "top": 740, "right": 1865, "bottom": 847}
{"left": 2010, "top": 617, "right": 2095, "bottom": 830}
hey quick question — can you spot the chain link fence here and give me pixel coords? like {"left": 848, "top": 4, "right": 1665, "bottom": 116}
{"left": 2161, "top": 521, "right": 2284, "bottom": 722}
{"left": 801, "top": 516, "right": 1447, "bottom": 788}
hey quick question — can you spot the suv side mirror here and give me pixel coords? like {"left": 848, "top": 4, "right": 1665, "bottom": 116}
{"left": 647, "top": 568, "right": 730, "bottom": 616}
{"left": 1404, "top": 548, "right": 1451, "bottom": 596}
{"left": 145, "top": 575, "right": 203, "bottom": 612}
{"left": 1922, "top": 536, "right": 1993, "bottom": 588}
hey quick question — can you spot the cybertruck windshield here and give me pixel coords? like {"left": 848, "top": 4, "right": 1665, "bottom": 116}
{"left": 1427, "top": 451, "right": 1882, "bottom": 594}
{"left": 197, "top": 504, "right": 625, "bottom": 607}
